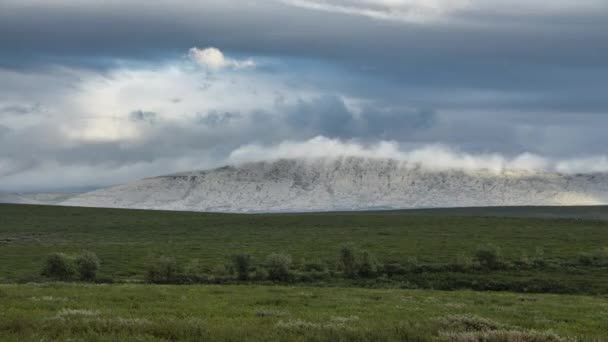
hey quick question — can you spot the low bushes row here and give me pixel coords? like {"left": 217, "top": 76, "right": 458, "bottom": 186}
{"left": 41, "top": 251, "right": 100, "bottom": 281}
{"left": 142, "top": 243, "right": 608, "bottom": 286}
{"left": 36, "top": 244, "right": 607, "bottom": 294}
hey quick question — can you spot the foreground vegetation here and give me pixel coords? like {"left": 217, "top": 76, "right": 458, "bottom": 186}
{"left": 1, "top": 284, "right": 607, "bottom": 341}
{"left": 2, "top": 204, "right": 608, "bottom": 294}
{"left": 2, "top": 204, "right": 608, "bottom": 340}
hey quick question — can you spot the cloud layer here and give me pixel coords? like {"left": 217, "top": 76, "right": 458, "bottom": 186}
{"left": 279, "top": 0, "right": 472, "bottom": 23}
{"left": 0, "top": 1, "right": 607, "bottom": 192}
{"left": 229, "top": 136, "right": 608, "bottom": 174}
{"left": 1, "top": 44, "right": 608, "bottom": 192}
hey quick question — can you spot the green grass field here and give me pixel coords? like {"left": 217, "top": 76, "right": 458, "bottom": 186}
{"left": 1, "top": 284, "right": 607, "bottom": 341}
{"left": 376, "top": 205, "right": 608, "bottom": 221}
{"left": 2, "top": 204, "right": 608, "bottom": 340}
{"left": 1, "top": 204, "right": 607, "bottom": 282}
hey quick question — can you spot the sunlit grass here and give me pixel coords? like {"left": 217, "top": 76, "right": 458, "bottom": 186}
{"left": 1, "top": 284, "right": 607, "bottom": 341}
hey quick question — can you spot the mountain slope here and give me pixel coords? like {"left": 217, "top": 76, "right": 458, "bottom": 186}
{"left": 60, "top": 157, "right": 608, "bottom": 212}
{"left": 0, "top": 192, "right": 77, "bottom": 205}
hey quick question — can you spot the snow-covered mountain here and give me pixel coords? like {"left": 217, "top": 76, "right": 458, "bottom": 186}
{"left": 60, "top": 157, "right": 608, "bottom": 212}
{"left": 0, "top": 192, "right": 77, "bottom": 205}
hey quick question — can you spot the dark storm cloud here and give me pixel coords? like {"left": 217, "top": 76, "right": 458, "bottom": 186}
{"left": 0, "top": 1, "right": 606, "bottom": 115}
{"left": 1, "top": 1, "right": 606, "bottom": 77}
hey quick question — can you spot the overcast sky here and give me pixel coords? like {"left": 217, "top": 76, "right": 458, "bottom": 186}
{"left": 1, "top": 0, "right": 607, "bottom": 192}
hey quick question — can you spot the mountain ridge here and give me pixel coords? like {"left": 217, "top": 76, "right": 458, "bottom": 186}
{"left": 59, "top": 157, "right": 608, "bottom": 212}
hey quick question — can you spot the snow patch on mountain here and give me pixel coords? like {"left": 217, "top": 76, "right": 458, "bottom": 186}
{"left": 60, "top": 157, "right": 608, "bottom": 212}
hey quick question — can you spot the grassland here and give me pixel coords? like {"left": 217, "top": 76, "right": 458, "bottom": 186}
{"left": 1, "top": 204, "right": 608, "bottom": 291}
{"left": 2, "top": 204, "right": 608, "bottom": 340}
{"left": 1, "top": 284, "right": 607, "bottom": 341}
{"left": 374, "top": 205, "right": 608, "bottom": 221}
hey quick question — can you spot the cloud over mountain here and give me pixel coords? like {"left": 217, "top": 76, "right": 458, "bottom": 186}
{"left": 188, "top": 47, "right": 255, "bottom": 70}
{"left": 0, "top": 1, "right": 606, "bottom": 192}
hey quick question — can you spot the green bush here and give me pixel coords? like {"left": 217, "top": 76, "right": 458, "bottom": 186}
{"left": 42, "top": 253, "right": 76, "bottom": 281}
{"left": 337, "top": 243, "right": 380, "bottom": 278}
{"left": 265, "top": 253, "right": 292, "bottom": 281}
{"left": 183, "top": 259, "right": 209, "bottom": 283}
{"left": 212, "top": 264, "right": 230, "bottom": 278}
{"left": 358, "top": 250, "right": 379, "bottom": 278}
{"left": 577, "top": 248, "right": 608, "bottom": 267}
{"left": 577, "top": 252, "right": 594, "bottom": 266}
{"left": 454, "top": 253, "right": 474, "bottom": 271}
{"left": 233, "top": 254, "right": 252, "bottom": 281}
{"left": 301, "top": 259, "right": 328, "bottom": 272}
{"left": 337, "top": 243, "right": 359, "bottom": 278}
{"left": 75, "top": 251, "right": 100, "bottom": 281}
{"left": 253, "top": 267, "right": 269, "bottom": 281}
{"left": 383, "top": 262, "right": 406, "bottom": 276}
{"left": 531, "top": 247, "right": 547, "bottom": 268}
{"left": 146, "top": 256, "right": 181, "bottom": 284}
{"left": 514, "top": 251, "right": 533, "bottom": 269}
{"left": 474, "top": 244, "right": 503, "bottom": 270}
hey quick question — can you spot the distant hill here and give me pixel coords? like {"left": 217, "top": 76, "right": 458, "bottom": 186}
{"left": 0, "top": 192, "right": 76, "bottom": 205}
{"left": 59, "top": 157, "right": 608, "bottom": 212}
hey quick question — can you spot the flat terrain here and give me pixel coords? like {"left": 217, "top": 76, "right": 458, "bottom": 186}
{"left": 1, "top": 284, "right": 607, "bottom": 341}
{"left": 2, "top": 204, "right": 608, "bottom": 340}
{"left": 1, "top": 204, "right": 608, "bottom": 284}
{"left": 376, "top": 205, "right": 608, "bottom": 221}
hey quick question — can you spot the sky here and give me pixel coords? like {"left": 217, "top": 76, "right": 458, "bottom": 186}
{"left": 0, "top": 0, "right": 607, "bottom": 192}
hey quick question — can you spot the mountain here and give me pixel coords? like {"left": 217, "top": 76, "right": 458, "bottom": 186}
{"left": 0, "top": 192, "right": 77, "bottom": 205}
{"left": 59, "top": 157, "right": 608, "bottom": 212}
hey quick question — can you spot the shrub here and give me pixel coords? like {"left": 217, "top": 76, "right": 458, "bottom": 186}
{"left": 253, "top": 268, "right": 269, "bottom": 281}
{"left": 514, "top": 251, "right": 533, "bottom": 269}
{"left": 337, "top": 243, "right": 359, "bottom": 278}
{"left": 577, "top": 252, "right": 594, "bottom": 266}
{"left": 42, "top": 253, "right": 76, "bottom": 281}
{"left": 212, "top": 264, "right": 229, "bottom": 277}
{"left": 146, "top": 256, "right": 181, "bottom": 284}
{"left": 454, "top": 252, "right": 474, "bottom": 271}
{"left": 358, "top": 250, "right": 379, "bottom": 278}
{"left": 474, "top": 244, "right": 503, "bottom": 270}
{"left": 183, "top": 259, "right": 208, "bottom": 283}
{"left": 577, "top": 248, "right": 608, "bottom": 267}
{"left": 301, "top": 259, "right": 327, "bottom": 272}
{"left": 404, "top": 256, "right": 420, "bottom": 272}
{"left": 75, "top": 251, "right": 100, "bottom": 281}
{"left": 233, "top": 254, "right": 252, "bottom": 281}
{"left": 265, "top": 253, "right": 292, "bottom": 281}
{"left": 383, "top": 262, "right": 406, "bottom": 276}
{"left": 531, "top": 247, "right": 547, "bottom": 268}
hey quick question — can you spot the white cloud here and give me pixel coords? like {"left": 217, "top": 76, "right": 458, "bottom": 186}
{"left": 279, "top": 0, "right": 607, "bottom": 23}
{"left": 1, "top": 47, "right": 608, "bottom": 191}
{"left": 188, "top": 47, "right": 255, "bottom": 70}
{"left": 0, "top": 54, "right": 297, "bottom": 143}
{"left": 229, "top": 136, "right": 608, "bottom": 174}
{"left": 280, "top": 0, "right": 472, "bottom": 22}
